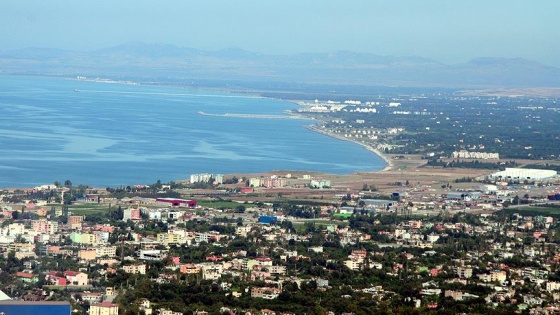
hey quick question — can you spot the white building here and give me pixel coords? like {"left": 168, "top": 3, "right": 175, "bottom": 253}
{"left": 310, "top": 179, "right": 331, "bottom": 188}
{"left": 95, "top": 246, "right": 117, "bottom": 258}
{"left": 190, "top": 173, "right": 222, "bottom": 184}
{"left": 453, "top": 151, "right": 499, "bottom": 159}
{"left": 123, "top": 264, "right": 147, "bottom": 275}
{"left": 478, "top": 184, "right": 498, "bottom": 193}
{"left": 8, "top": 223, "right": 25, "bottom": 236}
{"left": 489, "top": 168, "right": 557, "bottom": 181}
{"left": 249, "top": 178, "right": 261, "bottom": 187}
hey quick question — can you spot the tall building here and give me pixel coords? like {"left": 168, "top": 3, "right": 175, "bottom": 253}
{"left": 32, "top": 220, "right": 59, "bottom": 234}
{"left": 70, "top": 232, "right": 99, "bottom": 245}
{"left": 214, "top": 174, "right": 223, "bottom": 184}
{"left": 190, "top": 173, "right": 223, "bottom": 184}
{"left": 68, "top": 216, "right": 84, "bottom": 229}
{"left": 190, "top": 173, "right": 212, "bottom": 183}
{"left": 123, "top": 208, "right": 141, "bottom": 221}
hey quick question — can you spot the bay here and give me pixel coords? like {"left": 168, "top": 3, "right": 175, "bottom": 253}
{"left": 0, "top": 75, "right": 385, "bottom": 187}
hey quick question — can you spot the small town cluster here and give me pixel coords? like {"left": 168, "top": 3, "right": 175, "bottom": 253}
{"left": 0, "top": 166, "right": 560, "bottom": 314}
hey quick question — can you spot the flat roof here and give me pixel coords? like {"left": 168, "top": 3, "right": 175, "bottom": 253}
{"left": 0, "top": 301, "right": 71, "bottom": 315}
{"left": 0, "top": 301, "right": 70, "bottom": 305}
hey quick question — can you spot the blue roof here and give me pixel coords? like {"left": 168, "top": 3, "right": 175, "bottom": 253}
{"left": 0, "top": 301, "right": 71, "bottom": 315}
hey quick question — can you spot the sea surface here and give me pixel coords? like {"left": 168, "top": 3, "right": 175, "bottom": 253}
{"left": 0, "top": 75, "right": 385, "bottom": 187}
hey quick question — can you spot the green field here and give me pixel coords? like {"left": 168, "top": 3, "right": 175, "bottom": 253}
{"left": 292, "top": 219, "right": 347, "bottom": 233}
{"left": 67, "top": 203, "right": 113, "bottom": 216}
{"left": 497, "top": 206, "right": 560, "bottom": 218}
{"left": 197, "top": 200, "right": 245, "bottom": 209}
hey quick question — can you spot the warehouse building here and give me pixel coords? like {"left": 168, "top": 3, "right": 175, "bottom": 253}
{"left": 360, "top": 199, "right": 395, "bottom": 209}
{"left": 0, "top": 301, "right": 71, "bottom": 315}
{"left": 489, "top": 168, "right": 557, "bottom": 181}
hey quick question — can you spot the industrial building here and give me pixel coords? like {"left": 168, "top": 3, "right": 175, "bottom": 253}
{"left": 447, "top": 192, "right": 482, "bottom": 201}
{"left": 477, "top": 184, "right": 499, "bottom": 194}
{"left": 156, "top": 198, "right": 197, "bottom": 208}
{"left": 258, "top": 216, "right": 278, "bottom": 224}
{"left": 489, "top": 168, "right": 557, "bottom": 181}
{"left": 0, "top": 301, "right": 71, "bottom": 315}
{"left": 360, "top": 199, "right": 395, "bottom": 208}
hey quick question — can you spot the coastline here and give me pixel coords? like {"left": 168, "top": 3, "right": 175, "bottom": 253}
{"left": 3, "top": 74, "right": 391, "bottom": 187}
{"left": 304, "top": 125, "right": 393, "bottom": 172}
{"left": 69, "top": 75, "right": 392, "bottom": 174}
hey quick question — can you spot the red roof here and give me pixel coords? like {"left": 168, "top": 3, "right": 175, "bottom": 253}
{"left": 15, "top": 272, "right": 36, "bottom": 278}
{"left": 91, "top": 301, "right": 119, "bottom": 307}
{"left": 205, "top": 255, "right": 223, "bottom": 262}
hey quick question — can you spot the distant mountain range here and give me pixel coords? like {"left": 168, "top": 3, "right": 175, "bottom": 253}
{"left": 1, "top": 42, "right": 559, "bottom": 88}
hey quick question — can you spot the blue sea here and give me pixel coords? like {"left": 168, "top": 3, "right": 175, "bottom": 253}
{"left": 0, "top": 75, "right": 385, "bottom": 187}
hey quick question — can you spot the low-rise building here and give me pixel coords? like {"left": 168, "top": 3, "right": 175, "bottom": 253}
{"left": 89, "top": 301, "right": 119, "bottom": 315}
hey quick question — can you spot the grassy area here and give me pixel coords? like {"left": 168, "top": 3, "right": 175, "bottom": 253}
{"left": 43, "top": 285, "right": 92, "bottom": 291}
{"left": 67, "top": 203, "right": 112, "bottom": 216}
{"left": 498, "top": 206, "right": 560, "bottom": 217}
{"left": 197, "top": 200, "right": 245, "bottom": 209}
{"left": 292, "top": 219, "right": 347, "bottom": 233}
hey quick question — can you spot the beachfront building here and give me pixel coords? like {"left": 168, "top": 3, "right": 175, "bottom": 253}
{"left": 249, "top": 176, "right": 286, "bottom": 188}
{"left": 310, "top": 179, "right": 331, "bottom": 188}
{"left": 190, "top": 173, "right": 223, "bottom": 184}
{"left": 452, "top": 151, "right": 500, "bottom": 159}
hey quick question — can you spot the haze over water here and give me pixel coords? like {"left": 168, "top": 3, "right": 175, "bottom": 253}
{"left": 0, "top": 75, "right": 385, "bottom": 187}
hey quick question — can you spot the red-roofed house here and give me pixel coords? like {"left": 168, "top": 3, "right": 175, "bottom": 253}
{"left": 205, "top": 255, "right": 223, "bottom": 262}
{"left": 46, "top": 270, "right": 88, "bottom": 286}
{"left": 15, "top": 272, "right": 38, "bottom": 283}
{"left": 46, "top": 272, "right": 67, "bottom": 286}
{"left": 64, "top": 271, "right": 88, "bottom": 286}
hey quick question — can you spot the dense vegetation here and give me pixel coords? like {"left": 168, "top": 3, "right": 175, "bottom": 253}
{"left": 425, "top": 159, "right": 518, "bottom": 170}
{"left": 309, "top": 95, "right": 560, "bottom": 160}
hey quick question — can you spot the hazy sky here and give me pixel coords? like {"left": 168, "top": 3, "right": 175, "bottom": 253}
{"left": 2, "top": 0, "right": 559, "bottom": 66}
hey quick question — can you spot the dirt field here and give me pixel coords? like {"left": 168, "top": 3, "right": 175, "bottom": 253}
{"left": 207, "top": 154, "right": 502, "bottom": 203}
{"left": 178, "top": 153, "right": 560, "bottom": 205}
{"left": 331, "top": 154, "right": 493, "bottom": 193}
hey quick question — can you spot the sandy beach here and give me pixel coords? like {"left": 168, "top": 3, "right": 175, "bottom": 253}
{"left": 304, "top": 125, "right": 393, "bottom": 172}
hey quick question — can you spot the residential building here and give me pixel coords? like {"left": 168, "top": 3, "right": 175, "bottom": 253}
{"left": 89, "top": 301, "right": 119, "bottom": 315}
{"left": 32, "top": 220, "right": 59, "bottom": 234}
{"left": 456, "top": 267, "right": 473, "bottom": 279}
{"left": 68, "top": 216, "right": 84, "bottom": 229}
{"left": 251, "top": 287, "right": 281, "bottom": 299}
{"left": 64, "top": 271, "right": 88, "bottom": 286}
{"left": 123, "top": 208, "right": 141, "bottom": 221}
{"left": 70, "top": 232, "right": 99, "bottom": 245}
{"left": 123, "top": 264, "right": 147, "bottom": 275}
